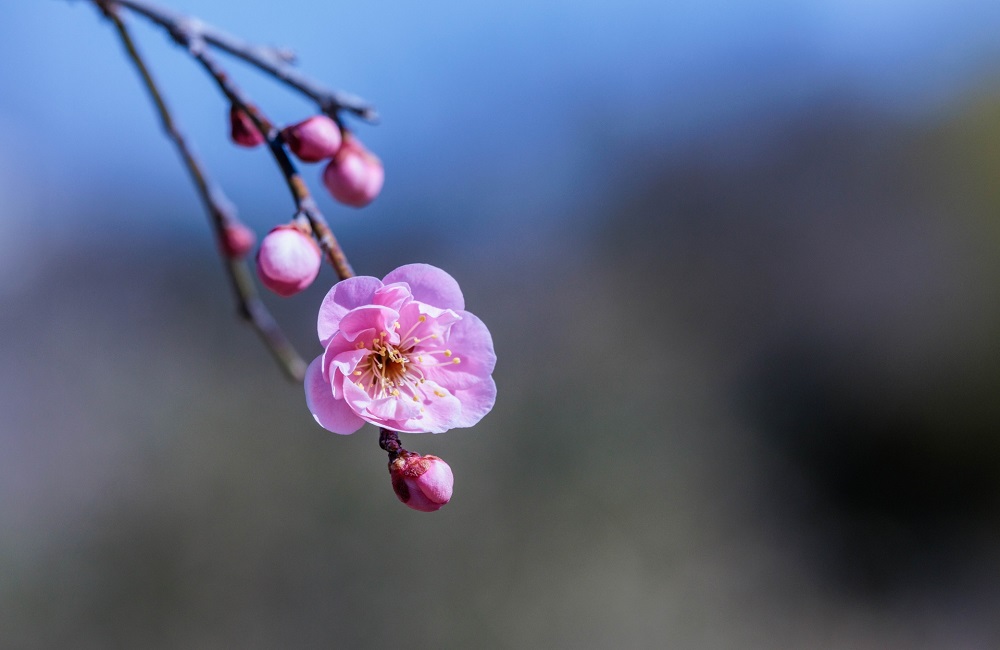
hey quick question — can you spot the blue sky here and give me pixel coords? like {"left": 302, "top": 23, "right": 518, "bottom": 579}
{"left": 2, "top": 0, "right": 1000, "bottom": 250}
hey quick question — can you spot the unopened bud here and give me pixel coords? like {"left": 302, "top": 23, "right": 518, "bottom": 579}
{"left": 282, "top": 115, "right": 343, "bottom": 163}
{"left": 229, "top": 105, "right": 265, "bottom": 148}
{"left": 389, "top": 454, "right": 454, "bottom": 512}
{"left": 321, "top": 133, "right": 384, "bottom": 207}
{"left": 219, "top": 222, "right": 256, "bottom": 259}
{"left": 255, "top": 225, "right": 321, "bottom": 297}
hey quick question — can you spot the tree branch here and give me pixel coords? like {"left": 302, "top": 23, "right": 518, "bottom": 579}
{"left": 100, "top": 4, "right": 308, "bottom": 381}
{"left": 97, "top": 0, "right": 377, "bottom": 122}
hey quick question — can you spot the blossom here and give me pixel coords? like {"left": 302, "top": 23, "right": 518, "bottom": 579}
{"left": 389, "top": 453, "right": 454, "bottom": 512}
{"left": 305, "top": 263, "right": 496, "bottom": 434}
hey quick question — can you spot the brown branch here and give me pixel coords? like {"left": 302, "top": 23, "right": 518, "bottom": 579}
{"left": 100, "top": 4, "right": 308, "bottom": 382}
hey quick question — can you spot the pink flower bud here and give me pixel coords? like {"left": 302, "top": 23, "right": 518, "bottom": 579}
{"left": 255, "top": 225, "right": 321, "bottom": 297}
{"left": 322, "top": 134, "right": 384, "bottom": 207}
{"left": 282, "top": 115, "right": 343, "bottom": 163}
{"left": 219, "top": 222, "right": 256, "bottom": 259}
{"left": 229, "top": 105, "right": 265, "bottom": 148}
{"left": 389, "top": 454, "right": 453, "bottom": 512}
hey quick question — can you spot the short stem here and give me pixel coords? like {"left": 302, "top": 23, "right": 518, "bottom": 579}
{"left": 379, "top": 428, "right": 407, "bottom": 461}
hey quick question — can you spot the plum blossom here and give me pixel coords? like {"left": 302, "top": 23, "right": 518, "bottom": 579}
{"left": 305, "top": 264, "right": 496, "bottom": 434}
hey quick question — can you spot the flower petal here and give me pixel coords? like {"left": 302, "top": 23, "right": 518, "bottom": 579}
{"left": 418, "top": 310, "right": 496, "bottom": 390}
{"left": 373, "top": 283, "right": 412, "bottom": 311}
{"left": 322, "top": 340, "right": 368, "bottom": 397}
{"left": 396, "top": 379, "right": 463, "bottom": 433}
{"left": 304, "top": 356, "right": 366, "bottom": 435}
{"left": 450, "top": 376, "right": 496, "bottom": 428}
{"left": 317, "top": 276, "right": 383, "bottom": 345}
{"left": 368, "top": 394, "right": 422, "bottom": 422}
{"left": 338, "top": 305, "right": 400, "bottom": 343}
{"left": 383, "top": 264, "right": 464, "bottom": 311}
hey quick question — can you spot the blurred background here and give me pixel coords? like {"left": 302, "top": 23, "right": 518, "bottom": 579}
{"left": 3, "top": 0, "right": 1000, "bottom": 647}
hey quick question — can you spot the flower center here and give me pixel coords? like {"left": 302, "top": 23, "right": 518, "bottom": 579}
{"left": 353, "top": 332, "right": 422, "bottom": 399}
{"left": 351, "top": 323, "right": 464, "bottom": 403}
{"left": 371, "top": 339, "right": 409, "bottom": 385}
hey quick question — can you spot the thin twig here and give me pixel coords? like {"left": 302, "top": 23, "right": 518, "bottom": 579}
{"left": 98, "top": 0, "right": 377, "bottom": 122}
{"left": 101, "top": 4, "right": 308, "bottom": 381}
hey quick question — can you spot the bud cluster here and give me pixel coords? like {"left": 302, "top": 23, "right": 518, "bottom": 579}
{"left": 228, "top": 110, "right": 384, "bottom": 208}
{"left": 225, "top": 109, "right": 386, "bottom": 297}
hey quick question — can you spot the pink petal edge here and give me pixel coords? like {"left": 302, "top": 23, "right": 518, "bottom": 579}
{"left": 317, "top": 276, "right": 383, "bottom": 345}
{"left": 383, "top": 264, "right": 465, "bottom": 312}
{"left": 305, "top": 356, "right": 365, "bottom": 435}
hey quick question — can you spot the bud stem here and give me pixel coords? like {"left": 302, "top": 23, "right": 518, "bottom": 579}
{"left": 378, "top": 428, "right": 407, "bottom": 460}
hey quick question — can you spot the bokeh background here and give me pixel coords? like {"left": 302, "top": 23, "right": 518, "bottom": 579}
{"left": 3, "top": 1, "right": 1000, "bottom": 647}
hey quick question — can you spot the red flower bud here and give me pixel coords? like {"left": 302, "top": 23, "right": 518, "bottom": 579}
{"left": 389, "top": 454, "right": 453, "bottom": 512}
{"left": 321, "top": 133, "right": 384, "bottom": 207}
{"left": 229, "top": 105, "right": 265, "bottom": 148}
{"left": 219, "top": 222, "right": 256, "bottom": 259}
{"left": 282, "top": 115, "right": 343, "bottom": 163}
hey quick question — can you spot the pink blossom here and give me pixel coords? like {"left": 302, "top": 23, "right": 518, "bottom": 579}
{"left": 256, "top": 225, "right": 321, "bottom": 297}
{"left": 282, "top": 115, "right": 343, "bottom": 163}
{"left": 321, "top": 133, "right": 384, "bottom": 207}
{"left": 304, "top": 263, "right": 496, "bottom": 434}
{"left": 390, "top": 453, "right": 454, "bottom": 512}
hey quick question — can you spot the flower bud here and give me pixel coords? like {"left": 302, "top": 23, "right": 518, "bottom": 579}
{"left": 282, "top": 115, "right": 343, "bottom": 163}
{"left": 389, "top": 454, "right": 453, "bottom": 512}
{"left": 219, "top": 222, "right": 256, "bottom": 259}
{"left": 321, "top": 133, "right": 384, "bottom": 207}
{"left": 255, "top": 225, "right": 321, "bottom": 297}
{"left": 229, "top": 105, "right": 266, "bottom": 148}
